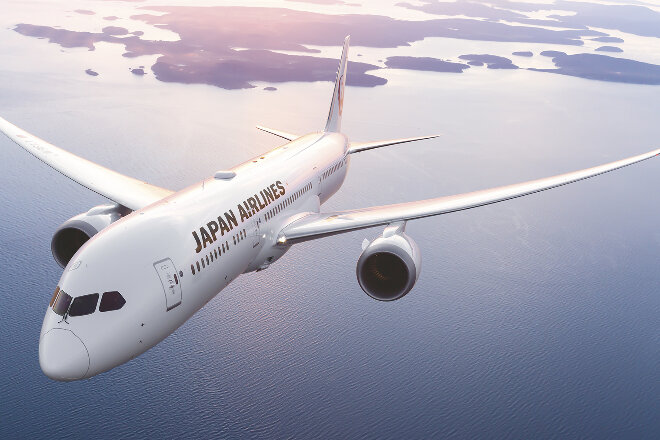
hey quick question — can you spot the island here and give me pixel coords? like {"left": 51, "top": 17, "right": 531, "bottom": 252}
{"left": 540, "top": 50, "right": 567, "bottom": 58}
{"left": 385, "top": 56, "right": 470, "bottom": 73}
{"left": 595, "top": 46, "right": 623, "bottom": 53}
{"left": 458, "top": 54, "right": 518, "bottom": 69}
{"left": 592, "top": 36, "right": 624, "bottom": 43}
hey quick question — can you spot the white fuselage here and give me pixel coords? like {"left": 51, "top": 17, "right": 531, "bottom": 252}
{"left": 39, "top": 132, "right": 350, "bottom": 380}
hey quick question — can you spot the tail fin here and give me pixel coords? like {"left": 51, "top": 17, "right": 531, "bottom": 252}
{"left": 324, "top": 35, "right": 350, "bottom": 133}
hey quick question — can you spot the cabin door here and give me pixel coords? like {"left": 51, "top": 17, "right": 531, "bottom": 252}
{"left": 252, "top": 218, "right": 261, "bottom": 247}
{"left": 154, "top": 258, "right": 182, "bottom": 311}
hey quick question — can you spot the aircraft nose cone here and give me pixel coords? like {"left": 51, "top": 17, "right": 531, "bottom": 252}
{"left": 39, "top": 329, "right": 90, "bottom": 381}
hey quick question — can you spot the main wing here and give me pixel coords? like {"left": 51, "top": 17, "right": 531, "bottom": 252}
{"left": 280, "top": 148, "right": 660, "bottom": 243}
{"left": 0, "top": 116, "right": 173, "bottom": 210}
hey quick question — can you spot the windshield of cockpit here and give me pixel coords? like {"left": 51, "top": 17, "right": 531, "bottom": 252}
{"left": 50, "top": 287, "right": 126, "bottom": 317}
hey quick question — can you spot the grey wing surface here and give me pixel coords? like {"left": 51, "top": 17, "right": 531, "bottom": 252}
{"left": 281, "top": 148, "right": 660, "bottom": 243}
{"left": 0, "top": 116, "right": 173, "bottom": 210}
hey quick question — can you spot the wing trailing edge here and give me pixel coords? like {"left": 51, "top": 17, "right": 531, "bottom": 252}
{"left": 255, "top": 125, "right": 299, "bottom": 141}
{"left": 348, "top": 134, "right": 440, "bottom": 154}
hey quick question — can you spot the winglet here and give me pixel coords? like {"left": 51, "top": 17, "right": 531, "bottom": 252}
{"left": 324, "top": 35, "right": 350, "bottom": 133}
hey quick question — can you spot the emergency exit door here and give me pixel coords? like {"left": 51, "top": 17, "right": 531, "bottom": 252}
{"left": 154, "top": 258, "right": 182, "bottom": 311}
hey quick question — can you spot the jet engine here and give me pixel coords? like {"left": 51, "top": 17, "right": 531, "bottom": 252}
{"left": 51, "top": 204, "right": 130, "bottom": 267}
{"left": 356, "top": 222, "right": 421, "bottom": 301}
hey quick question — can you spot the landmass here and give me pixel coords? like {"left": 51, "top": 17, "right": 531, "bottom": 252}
{"left": 549, "top": 1, "right": 660, "bottom": 39}
{"left": 130, "top": 68, "right": 146, "bottom": 75}
{"left": 263, "top": 86, "right": 277, "bottom": 91}
{"left": 385, "top": 56, "right": 469, "bottom": 73}
{"left": 458, "top": 54, "right": 518, "bottom": 69}
{"left": 396, "top": 1, "right": 529, "bottom": 23}
{"left": 529, "top": 53, "right": 660, "bottom": 85}
{"left": 399, "top": 0, "right": 660, "bottom": 40}
{"left": 103, "top": 16, "right": 120, "bottom": 21}
{"left": 287, "top": 0, "right": 348, "bottom": 4}
{"left": 74, "top": 10, "right": 95, "bottom": 15}
{"left": 85, "top": 69, "right": 99, "bottom": 76}
{"left": 12, "top": 4, "right": 660, "bottom": 89}
{"left": 13, "top": 5, "right": 611, "bottom": 92}
{"left": 595, "top": 46, "right": 623, "bottom": 53}
{"left": 512, "top": 51, "right": 533, "bottom": 57}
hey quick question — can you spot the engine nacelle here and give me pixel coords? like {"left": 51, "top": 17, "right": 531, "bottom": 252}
{"left": 356, "top": 223, "right": 421, "bottom": 301}
{"left": 51, "top": 204, "right": 130, "bottom": 268}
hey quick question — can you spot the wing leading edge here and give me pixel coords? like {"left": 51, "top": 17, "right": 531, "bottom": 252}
{"left": 0, "top": 116, "right": 173, "bottom": 210}
{"left": 280, "top": 148, "right": 660, "bottom": 243}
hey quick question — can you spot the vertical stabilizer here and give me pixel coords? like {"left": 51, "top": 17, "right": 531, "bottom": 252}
{"left": 324, "top": 36, "right": 350, "bottom": 133}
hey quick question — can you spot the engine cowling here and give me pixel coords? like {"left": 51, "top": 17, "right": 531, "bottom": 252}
{"left": 356, "top": 223, "right": 421, "bottom": 301}
{"left": 51, "top": 204, "right": 130, "bottom": 268}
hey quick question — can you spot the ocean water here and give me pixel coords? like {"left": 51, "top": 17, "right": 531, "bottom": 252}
{"left": 1, "top": 2, "right": 659, "bottom": 439}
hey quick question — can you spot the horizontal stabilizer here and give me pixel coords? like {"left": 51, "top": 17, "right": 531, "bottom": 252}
{"left": 256, "top": 125, "right": 299, "bottom": 141}
{"left": 348, "top": 134, "right": 440, "bottom": 154}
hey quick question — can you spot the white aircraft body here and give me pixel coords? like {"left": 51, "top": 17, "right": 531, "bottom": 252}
{"left": 2, "top": 37, "right": 658, "bottom": 381}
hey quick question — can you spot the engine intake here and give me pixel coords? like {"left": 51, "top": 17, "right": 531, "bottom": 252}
{"left": 51, "top": 204, "right": 130, "bottom": 268}
{"left": 356, "top": 223, "right": 421, "bottom": 301}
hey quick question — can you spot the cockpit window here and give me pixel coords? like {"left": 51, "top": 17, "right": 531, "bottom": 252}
{"left": 69, "top": 293, "right": 99, "bottom": 317}
{"left": 99, "top": 291, "right": 126, "bottom": 312}
{"left": 50, "top": 286, "right": 60, "bottom": 307}
{"left": 52, "top": 290, "right": 73, "bottom": 316}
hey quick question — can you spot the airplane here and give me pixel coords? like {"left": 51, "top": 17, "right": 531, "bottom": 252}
{"left": 1, "top": 36, "right": 658, "bottom": 382}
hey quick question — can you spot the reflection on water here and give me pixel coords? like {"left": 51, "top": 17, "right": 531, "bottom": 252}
{"left": 1, "top": 1, "right": 660, "bottom": 439}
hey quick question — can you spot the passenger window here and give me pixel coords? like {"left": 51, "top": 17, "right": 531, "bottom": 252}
{"left": 69, "top": 293, "right": 99, "bottom": 317}
{"left": 214, "top": 249, "right": 218, "bottom": 258}
{"left": 99, "top": 291, "right": 126, "bottom": 312}
{"left": 196, "top": 261, "right": 201, "bottom": 271}
{"left": 52, "top": 290, "right": 73, "bottom": 316}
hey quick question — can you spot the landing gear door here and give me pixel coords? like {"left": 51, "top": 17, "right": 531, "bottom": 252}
{"left": 154, "top": 258, "right": 182, "bottom": 311}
